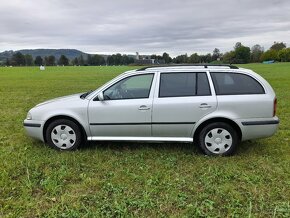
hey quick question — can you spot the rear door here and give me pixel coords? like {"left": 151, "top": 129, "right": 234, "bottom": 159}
{"left": 152, "top": 71, "right": 217, "bottom": 138}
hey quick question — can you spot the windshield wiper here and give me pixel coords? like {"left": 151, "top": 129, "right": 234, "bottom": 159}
{"left": 80, "top": 90, "right": 93, "bottom": 99}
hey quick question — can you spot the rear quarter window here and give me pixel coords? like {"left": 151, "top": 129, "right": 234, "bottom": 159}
{"left": 210, "top": 72, "right": 265, "bottom": 95}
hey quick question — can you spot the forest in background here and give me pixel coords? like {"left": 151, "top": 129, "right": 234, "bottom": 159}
{"left": 1, "top": 41, "right": 290, "bottom": 66}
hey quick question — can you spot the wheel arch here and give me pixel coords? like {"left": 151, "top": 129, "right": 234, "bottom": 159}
{"left": 43, "top": 115, "right": 87, "bottom": 143}
{"left": 193, "top": 117, "right": 242, "bottom": 143}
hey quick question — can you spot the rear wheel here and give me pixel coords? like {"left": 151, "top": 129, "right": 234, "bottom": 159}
{"left": 198, "top": 122, "right": 238, "bottom": 156}
{"left": 46, "top": 119, "right": 82, "bottom": 150}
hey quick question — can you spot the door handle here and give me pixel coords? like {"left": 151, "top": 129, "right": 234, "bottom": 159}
{"left": 199, "top": 103, "right": 212, "bottom": 109}
{"left": 138, "top": 105, "right": 150, "bottom": 110}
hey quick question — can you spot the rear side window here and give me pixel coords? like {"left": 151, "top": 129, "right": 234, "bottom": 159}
{"left": 159, "top": 72, "right": 211, "bottom": 97}
{"left": 211, "top": 72, "right": 265, "bottom": 95}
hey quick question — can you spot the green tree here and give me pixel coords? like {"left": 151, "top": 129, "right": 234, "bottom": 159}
{"left": 107, "top": 55, "right": 114, "bottom": 65}
{"left": 251, "top": 44, "right": 264, "bottom": 62}
{"left": 188, "top": 53, "right": 200, "bottom": 63}
{"left": 87, "top": 54, "right": 92, "bottom": 65}
{"left": 106, "top": 54, "right": 124, "bottom": 65}
{"left": 162, "top": 52, "right": 172, "bottom": 64}
{"left": 212, "top": 48, "right": 221, "bottom": 61}
{"left": 173, "top": 54, "right": 188, "bottom": 64}
{"left": 150, "top": 54, "right": 163, "bottom": 60}
{"left": 58, "top": 55, "right": 69, "bottom": 66}
{"left": 24, "top": 54, "right": 33, "bottom": 66}
{"left": 112, "top": 53, "right": 122, "bottom": 65}
{"left": 260, "top": 49, "right": 279, "bottom": 61}
{"left": 46, "top": 55, "right": 55, "bottom": 66}
{"left": 72, "top": 57, "right": 79, "bottom": 65}
{"left": 44, "top": 56, "right": 49, "bottom": 65}
{"left": 11, "top": 52, "right": 26, "bottom": 66}
{"left": 129, "top": 57, "right": 135, "bottom": 64}
{"left": 234, "top": 42, "right": 242, "bottom": 50}
{"left": 90, "top": 55, "right": 97, "bottom": 65}
{"left": 34, "top": 56, "right": 43, "bottom": 66}
{"left": 278, "top": 48, "right": 290, "bottom": 62}
{"left": 235, "top": 44, "right": 251, "bottom": 63}
{"left": 99, "top": 55, "right": 106, "bottom": 65}
{"left": 121, "top": 55, "right": 129, "bottom": 65}
{"left": 270, "top": 42, "right": 286, "bottom": 51}
{"left": 119, "top": 55, "right": 135, "bottom": 65}
{"left": 200, "top": 53, "right": 212, "bottom": 63}
{"left": 78, "top": 55, "right": 85, "bottom": 66}
{"left": 222, "top": 51, "right": 235, "bottom": 64}
{"left": 5, "top": 58, "right": 10, "bottom": 66}
{"left": 91, "top": 54, "right": 105, "bottom": 65}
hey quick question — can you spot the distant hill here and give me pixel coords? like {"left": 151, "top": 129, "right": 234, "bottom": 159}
{"left": 0, "top": 49, "right": 89, "bottom": 61}
{"left": 0, "top": 50, "right": 14, "bottom": 61}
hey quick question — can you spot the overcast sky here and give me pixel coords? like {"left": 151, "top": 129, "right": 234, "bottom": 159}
{"left": 0, "top": 0, "right": 290, "bottom": 56}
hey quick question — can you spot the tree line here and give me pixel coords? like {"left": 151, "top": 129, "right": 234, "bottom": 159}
{"left": 172, "top": 41, "right": 290, "bottom": 64}
{"left": 4, "top": 53, "right": 69, "bottom": 66}
{"left": 2, "top": 41, "right": 290, "bottom": 66}
{"left": 3, "top": 53, "right": 135, "bottom": 66}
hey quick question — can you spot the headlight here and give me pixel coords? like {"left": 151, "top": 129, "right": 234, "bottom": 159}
{"left": 26, "top": 112, "right": 32, "bottom": 120}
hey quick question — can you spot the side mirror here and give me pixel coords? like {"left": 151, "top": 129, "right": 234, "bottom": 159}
{"left": 97, "top": 92, "right": 104, "bottom": 101}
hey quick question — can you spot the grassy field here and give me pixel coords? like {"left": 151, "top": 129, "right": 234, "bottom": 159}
{"left": 0, "top": 64, "right": 289, "bottom": 217}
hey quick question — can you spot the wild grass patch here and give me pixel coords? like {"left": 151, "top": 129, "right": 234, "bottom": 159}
{"left": 0, "top": 64, "right": 289, "bottom": 217}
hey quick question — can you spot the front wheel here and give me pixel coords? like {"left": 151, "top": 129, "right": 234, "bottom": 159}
{"left": 46, "top": 119, "right": 82, "bottom": 150}
{"left": 198, "top": 122, "right": 239, "bottom": 156}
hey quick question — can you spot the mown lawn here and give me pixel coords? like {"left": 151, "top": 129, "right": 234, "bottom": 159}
{"left": 0, "top": 64, "right": 289, "bottom": 217}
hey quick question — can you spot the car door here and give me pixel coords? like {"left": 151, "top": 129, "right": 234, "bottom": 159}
{"left": 152, "top": 71, "right": 217, "bottom": 138}
{"left": 88, "top": 73, "right": 155, "bottom": 138}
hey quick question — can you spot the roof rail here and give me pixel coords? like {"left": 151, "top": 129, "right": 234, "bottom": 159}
{"left": 136, "top": 64, "right": 239, "bottom": 71}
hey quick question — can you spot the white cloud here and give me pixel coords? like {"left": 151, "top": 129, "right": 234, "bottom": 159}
{"left": 0, "top": 0, "right": 290, "bottom": 56}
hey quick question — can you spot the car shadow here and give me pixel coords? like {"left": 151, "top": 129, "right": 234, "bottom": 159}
{"left": 81, "top": 139, "right": 261, "bottom": 156}
{"left": 30, "top": 138, "right": 260, "bottom": 156}
{"left": 81, "top": 140, "right": 198, "bottom": 154}
{"left": 236, "top": 140, "right": 263, "bottom": 154}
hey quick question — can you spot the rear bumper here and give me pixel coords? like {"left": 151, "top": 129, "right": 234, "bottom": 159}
{"left": 237, "top": 117, "right": 279, "bottom": 141}
{"left": 23, "top": 119, "right": 45, "bottom": 141}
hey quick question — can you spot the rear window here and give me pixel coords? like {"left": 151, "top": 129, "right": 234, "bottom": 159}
{"left": 210, "top": 72, "right": 265, "bottom": 95}
{"left": 159, "top": 72, "right": 211, "bottom": 97}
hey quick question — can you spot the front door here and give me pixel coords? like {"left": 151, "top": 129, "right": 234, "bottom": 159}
{"left": 88, "top": 73, "right": 155, "bottom": 138}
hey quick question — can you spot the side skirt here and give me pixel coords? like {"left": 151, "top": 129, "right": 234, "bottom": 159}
{"left": 87, "top": 136, "right": 193, "bottom": 143}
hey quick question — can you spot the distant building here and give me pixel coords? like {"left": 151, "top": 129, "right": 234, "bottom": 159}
{"left": 134, "top": 52, "right": 165, "bottom": 65}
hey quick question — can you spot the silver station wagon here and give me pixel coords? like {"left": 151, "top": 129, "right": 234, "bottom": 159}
{"left": 24, "top": 64, "right": 279, "bottom": 155}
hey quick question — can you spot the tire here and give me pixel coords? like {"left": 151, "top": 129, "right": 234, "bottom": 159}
{"left": 46, "top": 119, "right": 82, "bottom": 150}
{"left": 198, "top": 122, "right": 239, "bottom": 156}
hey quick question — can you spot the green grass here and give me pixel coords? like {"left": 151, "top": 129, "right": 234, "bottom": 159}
{"left": 0, "top": 64, "right": 289, "bottom": 217}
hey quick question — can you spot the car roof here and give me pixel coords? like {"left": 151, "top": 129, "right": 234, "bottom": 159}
{"left": 136, "top": 64, "right": 239, "bottom": 72}
{"left": 130, "top": 65, "right": 257, "bottom": 75}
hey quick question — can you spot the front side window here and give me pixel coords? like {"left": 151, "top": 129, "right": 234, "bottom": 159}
{"left": 211, "top": 72, "right": 265, "bottom": 95}
{"left": 159, "top": 72, "right": 211, "bottom": 97}
{"left": 103, "top": 74, "right": 154, "bottom": 100}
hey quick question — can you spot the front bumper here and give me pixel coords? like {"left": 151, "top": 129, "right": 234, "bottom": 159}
{"left": 23, "top": 119, "right": 45, "bottom": 142}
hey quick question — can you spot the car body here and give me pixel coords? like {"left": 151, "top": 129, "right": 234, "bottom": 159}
{"left": 23, "top": 64, "right": 279, "bottom": 155}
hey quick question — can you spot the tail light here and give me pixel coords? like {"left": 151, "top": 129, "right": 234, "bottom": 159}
{"left": 273, "top": 97, "right": 277, "bottom": 117}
